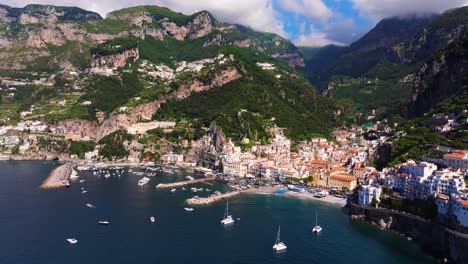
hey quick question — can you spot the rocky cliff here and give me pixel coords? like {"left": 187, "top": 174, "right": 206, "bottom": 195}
{"left": 408, "top": 33, "right": 468, "bottom": 117}
{"left": 346, "top": 203, "right": 468, "bottom": 264}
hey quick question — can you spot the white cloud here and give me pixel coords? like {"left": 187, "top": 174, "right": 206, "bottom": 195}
{"left": 277, "top": 0, "right": 332, "bottom": 21}
{"left": 2, "top": 0, "right": 288, "bottom": 37}
{"left": 294, "top": 25, "right": 346, "bottom": 47}
{"left": 352, "top": 0, "right": 468, "bottom": 21}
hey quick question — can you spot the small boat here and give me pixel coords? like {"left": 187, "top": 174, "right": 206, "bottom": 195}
{"left": 182, "top": 187, "right": 187, "bottom": 191}
{"left": 273, "top": 225, "right": 287, "bottom": 252}
{"left": 312, "top": 210, "right": 322, "bottom": 233}
{"left": 206, "top": 188, "right": 211, "bottom": 192}
{"left": 86, "top": 203, "right": 95, "bottom": 208}
{"left": 79, "top": 180, "right": 85, "bottom": 183}
{"left": 138, "top": 177, "right": 150, "bottom": 186}
{"left": 184, "top": 207, "right": 194, "bottom": 212}
{"left": 150, "top": 216, "right": 155, "bottom": 223}
{"left": 67, "top": 238, "right": 78, "bottom": 244}
{"left": 185, "top": 176, "right": 194, "bottom": 181}
{"left": 407, "top": 237, "right": 413, "bottom": 241}
{"left": 171, "top": 188, "right": 176, "bottom": 192}
{"left": 99, "top": 221, "right": 110, "bottom": 225}
{"left": 221, "top": 200, "right": 235, "bottom": 225}
{"left": 65, "top": 180, "right": 71, "bottom": 188}
{"left": 81, "top": 190, "right": 88, "bottom": 194}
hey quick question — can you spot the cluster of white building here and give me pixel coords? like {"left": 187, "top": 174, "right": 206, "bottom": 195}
{"left": 360, "top": 158, "right": 468, "bottom": 227}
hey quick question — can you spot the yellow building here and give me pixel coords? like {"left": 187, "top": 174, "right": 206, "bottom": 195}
{"left": 328, "top": 175, "right": 357, "bottom": 191}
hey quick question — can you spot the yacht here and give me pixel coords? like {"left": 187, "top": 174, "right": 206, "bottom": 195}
{"left": 66, "top": 238, "right": 78, "bottom": 244}
{"left": 138, "top": 177, "right": 150, "bottom": 186}
{"left": 99, "top": 221, "right": 110, "bottom": 225}
{"left": 221, "top": 200, "right": 235, "bottom": 225}
{"left": 150, "top": 216, "right": 155, "bottom": 223}
{"left": 184, "top": 207, "right": 194, "bottom": 212}
{"left": 273, "top": 226, "right": 287, "bottom": 252}
{"left": 312, "top": 210, "right": 322, "bottom": 233}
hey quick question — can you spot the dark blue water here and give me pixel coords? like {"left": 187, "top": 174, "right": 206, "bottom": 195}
{"left": 0, "top": 161, "right": 435, "bottom": 264}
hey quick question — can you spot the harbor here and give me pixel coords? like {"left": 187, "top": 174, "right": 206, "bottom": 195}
{"left": 155, "top": 177, "right": 216, "bottom": 189}
{"left": 40, "top": 163, "right": 73, "bottom": 189}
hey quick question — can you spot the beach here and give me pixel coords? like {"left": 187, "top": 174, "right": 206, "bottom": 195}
{"left": 243, "top": 186, "right": 347, "bottom": 206}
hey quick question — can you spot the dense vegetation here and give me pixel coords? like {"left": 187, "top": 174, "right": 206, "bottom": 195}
{"left": 98, "top": 130, "right": 133, "bottom": 160}
{"left": 69, "top": 140, "right": 95, "bottom": 159}
{"left": 388, "top": 91, "right": 468, "bottom": 166}
{"left": 81, "top": 72, "right": 143, "bottom": 114}
{"left": 380, "top": 197, "right": 438, "bottom": 219}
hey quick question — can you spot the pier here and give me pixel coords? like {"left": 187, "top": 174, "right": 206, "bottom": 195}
{"left": 40, "top": 163, "right": 73, "bottom": 189}
{"left": 186, "top": 191, "right": 241, "bottom": 205}
{"left": 155, "top": 177, "right": 216, "bottom": 189}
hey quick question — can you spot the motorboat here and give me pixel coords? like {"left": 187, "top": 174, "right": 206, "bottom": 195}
{"left": 273, "top": 226, "right": 287, "bottom": 252}
{"left": 312, "top": 210, "right": 322, "bottom": 233}
{"left": 81, "top": 190, "right": 88, "bottom": 194}
{"left": 171, "top": 188, "right": 176, "bottom": 192}
{"left": 86, "top": 203, "right": 95, "bottom": 208}
{"left": 138, "top": 177, "right": 150, "bottom": 186}
{"left": 221, "top": 200, "right": 235, "bottom": 225}
{"left": 99, "top": 221, "right": 110, "bottom": 225}
{"left": 185, "top": 176, "right": 194, "bottom": 181}
{"left": 182, "top": 187, "right": 187, "bottom": 191}
{"left": 66, "top": 238, "right": 78, "bottom": 244}
{"left": 79, "top": 180, "right": 85, "bottom": 183}
{"left": 65, "top": 180, "right": 71, "bottom": 188}
{"left": 150, "top": 216, "right": 155, "bottom": 223}
{"left": 184, "top": 207, "right": 194, "bottom": 212}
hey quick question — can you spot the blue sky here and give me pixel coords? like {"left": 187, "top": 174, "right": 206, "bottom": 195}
{"left": 4, "top": 0, "right": 468, "bottom": 46}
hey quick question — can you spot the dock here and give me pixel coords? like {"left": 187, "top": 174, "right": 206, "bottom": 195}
{"left": 155, "top": 177, "right": 216, "bottom": 189}
{"left": 186, "top": 191, "right": 241, "bottom": 205}
{"left": 40, "top": 163, "right": 73, "bottom": 189}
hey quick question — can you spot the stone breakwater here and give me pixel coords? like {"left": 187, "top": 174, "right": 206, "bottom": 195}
{"left": 186, "top": 191, "right": 241, "bottom": 205}
{"left": 346, "top": 202, "right": 468, "bottom": 264}
{"left": 40, "top": 163, "right": 73, "bottom": 189}
{"left": 156, "top": 177, "right": 216, "bottom": 189}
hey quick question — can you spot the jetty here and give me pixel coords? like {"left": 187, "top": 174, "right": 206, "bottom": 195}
{"left": 40, "top": 163, "right": 73, "bottom": 189}
{"left": 186, "top": 191, "right": 241, "bottom": 205}
{"left": 155, "top": 177, "right": 216, "bottom": 189}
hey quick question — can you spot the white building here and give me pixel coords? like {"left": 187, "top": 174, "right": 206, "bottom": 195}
{"left": 443, "top": 151, "right": 468, "bottom": 171}
{"left": 400, "top": 160, "right": 437, "bottom": 177}
{"left": 358, "top": 185, "right": 382, "bottom": 206}
{"left": 161, "top": 153, "right": 184, "bottom": 164}
{"left": 453, "top": 195, "right": 468, "bottom": 227}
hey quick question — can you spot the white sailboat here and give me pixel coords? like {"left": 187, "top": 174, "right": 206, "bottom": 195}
{"left": 312, "top": 210, "right": 322, "bottom": 233}
{"left": 220, "top": 200, "right": 234, "bottom": 225}
{"left": 273, "top": 225, "right": 287, "bottom": 251}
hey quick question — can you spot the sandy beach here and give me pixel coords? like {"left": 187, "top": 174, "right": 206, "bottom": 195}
{"left": 40, "top": 163, "right": 73, "bottom": 189}
{"left": 243, "top": 186, "right": 347, "bottom": 207}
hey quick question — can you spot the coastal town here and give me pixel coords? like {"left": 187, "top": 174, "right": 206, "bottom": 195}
{"left": 2, "top": 110, "right": 467, "bottom": 230}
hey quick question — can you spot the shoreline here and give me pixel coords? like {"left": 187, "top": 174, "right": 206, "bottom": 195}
{"left": 242, "top": 186, "right": 347, "bottom": 207}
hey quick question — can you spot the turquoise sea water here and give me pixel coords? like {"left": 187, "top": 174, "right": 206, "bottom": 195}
{"left": 0, "top": 161, "right": 435, "bottom": 264}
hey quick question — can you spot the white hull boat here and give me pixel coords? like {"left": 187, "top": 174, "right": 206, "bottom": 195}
{"left": 312, "top": 210, "right": 322, "bottom": 233}
{"left": 150, "top": 216, "right": 155, "bottom": 223}
{"left": 221, "top": 200, "right": 235, "bottom": 225}
{"left": 138, "top": 177, "right": 150, "bottom": 186}
{"left": 184, "top": 207, "right": 194, "bottom": 212}
{"left": 273, "top": 226, "right": 287, "bottom": 252}
{"left": 99, "top": 221, "right": 110, "bottom": 225}
{"left": 67, "top": 238, "right": 78, "bottom": 244}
